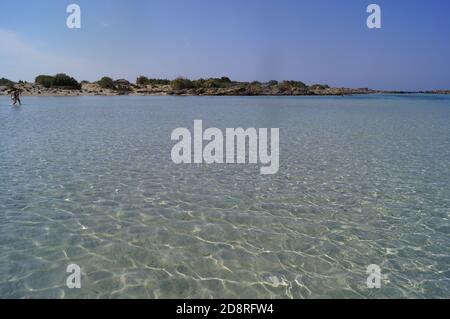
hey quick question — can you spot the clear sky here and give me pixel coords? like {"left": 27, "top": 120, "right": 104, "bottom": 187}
{"left": 1, "top": 0, "right": 449, "bottom": 90}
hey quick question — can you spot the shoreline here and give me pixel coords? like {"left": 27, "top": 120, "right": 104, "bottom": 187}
{"left": 2, "top": 92, "right": 449, "bottom": 98}
{"left": 1, "top": 82, "right": 449, "bottom": 97}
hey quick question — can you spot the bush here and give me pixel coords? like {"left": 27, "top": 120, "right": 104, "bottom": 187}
{"left": 136, "top": 76, "right": 170, "bottom": 86}
{"left": 246, "top": 82, "right": 263, "bottom": 95}
{"left": 52, "top": 73, "right": 81, "bottom": 89}
{"left": 114, "top": 79, "right": 132, "bottom": 92}
{"left": 268, "top": 80, "right": 278, "bottom": 86}
{"left": 35, "top": 75, "right": 54, "bottom": 88}
{"left": 152, "top": 79, "right": 170, "bottom": 85}
{"left": 309, "top": 84, "right": 330, "bottom": 90}
{"left": 97, "top": 77, "right": 116, "bottom": 89}
{"left": 278, "top": 80, "right": 308, "bottom": 92}
{"left": 281, "top": 80, "right": 307, "bottom": 89}
{"left": 0, "top": 78, "right": 15, "bottom": 86}
{"left": 192, "top": 78, "right": 206, "bottom": 88}
{"left": 220, "top": 77, "right": 231, "bottom": 83}
{"left": 171, "top": 77, "right": 195, "bottom": 90}
{"left": 192, "top": 77, "right": 233, "bottom": 89}
{"left": 136, "top": 76, "right": 149, "bottom": 85}
{"left": 35, "top": 74, "right": 81, "bottom": 89}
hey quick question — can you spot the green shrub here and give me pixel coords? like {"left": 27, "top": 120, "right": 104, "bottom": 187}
{"left": 152, "top": 79, "right": 170, "bottom": 85}
{"left": 52, "top": 73, "right": 81, "bottom": 89}
{"left": 35, "top": 75, "right": 54, "bottom": 88}
{"left": 309, "top": 84, "right": 330, "bottom": 90}
{"left": 171, "top": 77, "right": 195, "bottom": 90}
{"left": 136, "top": 76, "right": 170, "bottom": 86}
{"left": 136, "top": 76, "right": 150, "bottom": 85}
{"left": 97, "top": 77, "right": 116, "bottom": 89}
{"left": 281, "top": 80, "right": 307, "bottom": 89}
{"left": 35, "top": 74, "right": 81, "bottom": 89}
{"left": 0, "top": 78, "right": 15, "bottom": 86}
{"left": 192, "top": 77, "right": 233, "bottom": 89}
{"left": 115, "top": 79, "right": 131, "bottom": 92}
{"left": 246, "top": 82, "right": 263, "bottom": 95}
{"left": 192, "top": 78, "right": 206, "bottom": 88}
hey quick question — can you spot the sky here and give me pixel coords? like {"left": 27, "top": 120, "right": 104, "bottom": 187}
{"left": 0, "top": 0, "right": 449, "bottom": 90}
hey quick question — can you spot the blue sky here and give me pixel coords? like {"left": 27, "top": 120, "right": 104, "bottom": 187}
{"left": 1, "top": 0, "right": 449, "bottom": 90}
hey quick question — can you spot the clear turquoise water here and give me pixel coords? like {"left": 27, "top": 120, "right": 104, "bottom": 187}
{"left": 0, "top": 95, "right": 449, "bottom": 299}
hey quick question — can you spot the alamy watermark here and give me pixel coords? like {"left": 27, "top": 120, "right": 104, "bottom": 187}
{"left": 366, "top": 264, "right": 383, "bottom": 289}
{"left": 66, "top": 264, "right": 81, "bottom": 289}
{"left": 367, "top": 4, "right": 381, "bottom": 29}
{"left": 171, "top": 120, "right": 279, "bottom": 175}
{"left": 66, "top": 4, "right": 81, "bottom": 29}
{"left": 66, "top": 4, "right": 380, "bottom": 30}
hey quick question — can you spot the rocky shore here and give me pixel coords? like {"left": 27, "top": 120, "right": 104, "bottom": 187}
{"left": 1, "top": 79, "right": 449, "bottom": 97}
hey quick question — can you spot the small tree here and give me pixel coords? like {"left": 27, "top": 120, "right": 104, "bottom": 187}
{"left": 136, "top": 76, "right": 170, "bottom": 86}
{"left": 97, "top": 77, "right": 116, "bottom": 89}
{"left": 0, "top": 78, "right": 15, "bottom": 86}
{"left": 136, "top": 76, "right": 149, "bottom": 85}
{"left": 35, "top": 75, "right": 54, "bottom": 88}
{"left": 35, "top": 74, "right": 81, "bottom": 90}
{"left": 52, "top": 73, "right": 81, "bottom": 89}
{"left": 171, "top": 77, "right": 195, "bottom": 90}
{"left": 282, "top": 80, "right": 307, "bottom": 89}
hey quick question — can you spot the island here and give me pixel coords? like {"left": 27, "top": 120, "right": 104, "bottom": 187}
{"left": 0, "top": 74, "right": 449, "bottom": 97}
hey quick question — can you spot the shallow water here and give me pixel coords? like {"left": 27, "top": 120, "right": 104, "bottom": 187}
{"left": 0, "top": 95, "right": 449, "bottom": 298}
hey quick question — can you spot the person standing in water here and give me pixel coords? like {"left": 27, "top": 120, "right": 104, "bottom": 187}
{"left": 10, "top": 89, "right": 16, "bottom": 104}
{"left": 11, "top": 88, "right": 22, "bottom": 106}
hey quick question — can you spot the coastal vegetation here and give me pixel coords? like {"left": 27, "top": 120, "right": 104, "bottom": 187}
{"left": 137, "top": 76, "right": 237, "bottom": 91}
{"left": 192, "top": 77, "right": 232, "bottom": 89}
{"left": 35, "top": 74, "right": 81, "bottom": 90}
{"left": 114, "top": 79, "right": 132, "bottom": 92}
{"left": 18, "top": 73, "right": 342, "bottom": 95}
{"left": 95, "top": 77, "right": 133, "bottom": 93}
{"left": 310, "top": 84, "right": 330, "bottom": 90}
{"left": 97, "top": 77, "right": 116, "bottom": 90}
{"left": 170, "top": 76, "right": 238, "bottom": 91}
{"left": 2, "top": 74, "right": 448, "bottom": 97}
{"left": 171, "top": 77, "right": 196, "bottom": 90}
{"left": 246, "top": 81, "right": 263, "bottom": 95}
{"left": 52, "top": 74, "right": 81, "bottom": 89}
{"left": 279, "top": 80, "right": 307, "bottom": 92}
{"left": 0, "top": 78, "right": 15, "bottom": 87}
{"left": 136, "top": 76, "right": 170, "bottom": 86}
{"left": 35, "top": 75, "right": 54, "bottom": 88}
